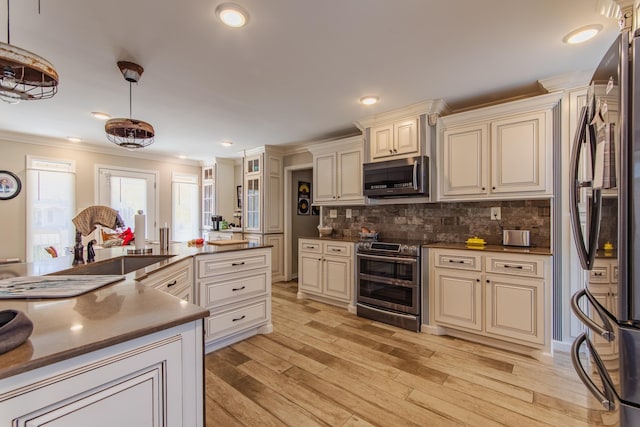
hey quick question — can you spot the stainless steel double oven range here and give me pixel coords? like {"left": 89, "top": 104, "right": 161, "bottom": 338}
{"left": 356, "top": 240, "right": 421, "bottom": 331}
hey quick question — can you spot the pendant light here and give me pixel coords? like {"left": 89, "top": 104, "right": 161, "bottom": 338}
{"left": 105, "top": 61, "right": 155, "bottom": 149}
{"left": 0, "top": 0, "right": 59, "bottom": 104}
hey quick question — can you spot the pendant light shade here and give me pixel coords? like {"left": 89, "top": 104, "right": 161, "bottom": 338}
{"left": 0, "top": 0, "right": 59, "bottom": 104}
{"left": 105, "top": 61, "right": 155, "bottom": 149}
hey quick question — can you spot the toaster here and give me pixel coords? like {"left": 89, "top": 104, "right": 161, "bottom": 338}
{"left": 503, "top": 229, "right": 530, "bottom": 247}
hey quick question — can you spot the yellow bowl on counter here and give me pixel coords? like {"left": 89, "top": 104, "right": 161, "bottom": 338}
{"left": 465, "top": 236, "right": 486, "bottom": 247}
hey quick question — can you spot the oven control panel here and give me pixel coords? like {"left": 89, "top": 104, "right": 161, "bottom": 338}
{"left": 356, "top": 241, "right": 420, "bottom": 257}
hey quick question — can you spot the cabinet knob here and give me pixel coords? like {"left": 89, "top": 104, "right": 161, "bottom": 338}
{"left": 393, "top": 149, "right": 397, "bottom": 153}
{"left": 486, "top": 280, "right": 490, "bottom": 283}
{"left": 492, "top": 186, "right": 496, "bottom": 190}
{"left": 389, "top": 149, "right": 393, "bottom": 154}
{"left": 482, "top": 187, "right": 485, "bottom": 191}
{"left": 476, "top": 279, "right": 480, "bottom": 282}
{"left": 337, "top": 195, "right": 340, "bottom": 199}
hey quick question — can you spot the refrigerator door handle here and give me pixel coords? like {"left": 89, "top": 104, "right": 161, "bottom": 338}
{"left": 571, "top": 333, "right": 617, "bottom": 411}
{"left": 569, "top": 106, "right": 601, "bottom": 270}
{"left": 571, "top": 289, "right": 615, "bottom": 342}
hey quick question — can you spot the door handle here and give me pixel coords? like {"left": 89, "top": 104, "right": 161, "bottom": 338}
{"left": 571, "top": 333, "right": 616, "bottom": 411}
{"left": 570, "top": 289, "right": 615, "bottom": 341}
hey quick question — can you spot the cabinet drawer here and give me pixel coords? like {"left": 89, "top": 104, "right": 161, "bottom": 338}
{"left": 197, "top": 251, "right": 268, "bottom": 278}
{"left": 589, "top": 266, "right": 610, "bottom": 284}
{"left": 485, "top": 256, "right": 544, "bottom": 278}
{"left": 205, "top": 299, "right": 268, "bottom": 341}
{"left": 434, "top": 252, "right": 481, "bottom": 271}
{"left": 200, "top": 271, "right": 268, "bottom": 309}
{"left": 299, "top": 239, "right": 322, "bottom": 253}
{"left": 323, "top": 241, "right": 352, "bottom": 257}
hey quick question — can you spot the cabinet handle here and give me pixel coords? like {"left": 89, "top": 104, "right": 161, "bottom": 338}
{"left": 448, "top": 259, "right": 465, "bottom": 264}
{"left": 231, "top": 261, "right": 246, "bottom": 266}
{"left": 167, "top": 280, "right": 177, "bottom": 288}
{"left": 330, "top": 248, "right": 341, "bottom": 252}
{"left": 232, "top": 286, "right": 246, "bottom": 291}
{"left": 232, "top": 315, "right": 246, "bottom": 322}
{"left": 593, "top": 272, "right": 603, "bottom": 276}
{"left": 503, "top": 264, "right": 524, "bottom": 269}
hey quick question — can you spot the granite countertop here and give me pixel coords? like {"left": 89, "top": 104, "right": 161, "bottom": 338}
{"left": 0, "top": 242, "right": 271, "bottom": 379}
{"left": 424, "top": 242, "right": 552, "bottom": 256}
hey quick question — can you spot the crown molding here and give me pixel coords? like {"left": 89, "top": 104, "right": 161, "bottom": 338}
{"left": 0, "top": 130, "right": 201, "bottom": 167}
{"left": 354, "top": 99, "right": 451, "bottom": 131}
{"left": 538, "top": 71, "right": 592, "bottom": 93}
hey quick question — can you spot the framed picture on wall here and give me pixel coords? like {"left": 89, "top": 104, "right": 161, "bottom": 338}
{"left": 297, "top": 181, "right": 311, "bottom": 215}
{"left": 0, "top": 171, "right": 21, "bottom": 201}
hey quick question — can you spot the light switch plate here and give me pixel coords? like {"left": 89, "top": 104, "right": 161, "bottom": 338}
{"left": 330, "top": 209, "right": 338, "bottom": 218}
{"left": 490, "top": 207, "right": 501, "bottom": 220}
{"left": 346, "top": 209, "right": 352, "bottom": 219}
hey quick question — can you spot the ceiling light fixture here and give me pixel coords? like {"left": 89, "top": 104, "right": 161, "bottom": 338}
{"left": 104, "top": 61, "right": 155, "bottom": 149}
{"left": 67, "top": 137, "right": 81, "bottom": 143}
{"left": 0, "top": 0, "right": 59, "bottom": 104}
{"left": 563, "top": 24, "right": 603, "bottom": 44}
{"left": 91, "top": 111, "right": 111, "bottom": 120}
{"left": 221, "top": 141, "right": 233, "bottom": 147}
{"left": 360, "top": 96, "right": 379, "bottom": 106}
{"left": 216, "top": 3, "right": 249, "bottom": 28}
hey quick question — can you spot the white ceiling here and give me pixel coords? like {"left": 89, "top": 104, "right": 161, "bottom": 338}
{"left": 0, "top": 0, "right": 625, "bottom": 162}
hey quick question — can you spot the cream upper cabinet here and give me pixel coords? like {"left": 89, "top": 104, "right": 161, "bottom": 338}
{"left": 242, "top": 148, "right": 283, "bottom": 233}
{"left": 437, "top": 93, "right": 561, "bottom": 201}
{"left": 370, "top": 118, "right": 419, "bottom": 160}
{"left": 202, "top": 158, "right": 236, "bottom": 230}
{"left": 310, "top": 136, "right": 364, "bottom": 205}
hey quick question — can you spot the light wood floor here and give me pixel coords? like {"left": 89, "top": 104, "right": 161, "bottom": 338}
{"left": 204, "top": 281, "right": 613, "bottom": 426}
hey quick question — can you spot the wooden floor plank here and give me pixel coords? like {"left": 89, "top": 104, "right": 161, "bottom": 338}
{"left": 203, "top": 281, "right": 611, "bottom": 427}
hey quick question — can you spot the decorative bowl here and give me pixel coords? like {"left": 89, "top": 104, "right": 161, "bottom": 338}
{"left": 318, "top": 226, "right": 333, "bottom": 237}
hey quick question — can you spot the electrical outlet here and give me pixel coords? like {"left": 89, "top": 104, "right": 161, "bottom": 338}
{"left": 346, "top": 209, "right": 352, "bottom": 219}
{"left": 330, "top": 209, "right": 338, "bottom": 218}
{"left": 490, "top": 207, "right": 501, "bottom": 221}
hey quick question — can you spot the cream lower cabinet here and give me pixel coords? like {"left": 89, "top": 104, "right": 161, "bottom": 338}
{"left": 138, "top": 258, "right": 194, "bottom": 303}
{"left": 298, "top": 239, "right": 354, "bottom": 310}
{"left": 588, "top": 258, "right": 618, "bottom": 369}
{"left": 196, "top": 248, "right": 272, "bottom": 353}
{"left": 0, "top": 321, "right": 203, "bottom": 426}
{"left": 430, "top": 248, "right": 551, "bottom": 359}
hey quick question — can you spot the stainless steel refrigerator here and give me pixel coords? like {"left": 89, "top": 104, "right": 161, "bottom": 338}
{"left": 570, "top": 29, "right": 640, "bottom": 425}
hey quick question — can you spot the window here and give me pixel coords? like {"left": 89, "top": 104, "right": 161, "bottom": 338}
{"left": 97, "top": 166, "right": 158, "bottom": 240}
{"left": 26, "top": 156, "right": 76, "bottom": 262}
{"left": 172, "top": 173, "right": 199, "bottom": 242}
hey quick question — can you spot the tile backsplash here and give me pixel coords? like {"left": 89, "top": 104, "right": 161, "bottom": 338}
{"left": 322, "top": 199, "right": 551, "bottom": 248}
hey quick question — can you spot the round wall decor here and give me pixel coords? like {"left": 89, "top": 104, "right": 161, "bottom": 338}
{"left": 0, "top": 171, "right": 21, "bottom": 200}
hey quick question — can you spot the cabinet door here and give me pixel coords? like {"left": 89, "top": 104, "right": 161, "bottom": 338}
{"left": 299, "top": 254, "right": 323, "bottom": 294}
{"left": 264, "top": 156, "right": 283, "bottom": 233}
{"left": 202, "top": 166, "right": 214, "bottom": 230}
{"left": 484, "top": 274, "right": 544, "bottom": 345}
{"left": 314, "top": 153, "right": 337, "bottom": 201}
{"left": 441, "top": 124, "right": 488, "bottom": 197}
{"left": 433, "top": 269, "right": 482, "bottom": 331}
{"left": 264, "top": 234, "right": 284, "bottom": 282}
{"left": 244, "top": 176, "right": 261, "bottom": 232}
{"left": 490, "top": 111, "right": 547, "bottom": 194}
{"left": 370, "top": 123, "right": 394, "bottom": 160}
{"left": 323, "top": 256, "right": 352, "bottom": 302}
{"left": 337, "top": 149, "right": 363, "bottom": 201}
{"left": 394, "top": 118, "right": 419, "bottom": 156}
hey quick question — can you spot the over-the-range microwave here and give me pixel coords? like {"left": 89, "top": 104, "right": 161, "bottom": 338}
{"left": 363, "top": 156, "right": 429, "bottom": 198}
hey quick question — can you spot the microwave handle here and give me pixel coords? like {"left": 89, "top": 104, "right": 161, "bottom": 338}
{"left": 413, "top": 160, "right": 418, "bottom": 191}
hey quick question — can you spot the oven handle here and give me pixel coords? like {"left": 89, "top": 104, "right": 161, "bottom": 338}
{"left": 357, "top": 253, "right": 418, "bottom": 264}
{"left": 356, "top": 303, "right": 418, "bottom": 320}
{"left": 358, "top": 272, "right": 418, "bottom": 288}
{"left": 413, "top": 159, "right": 419, "bottom": 191}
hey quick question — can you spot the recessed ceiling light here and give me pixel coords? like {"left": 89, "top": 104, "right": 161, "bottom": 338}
{"left": 67, "top": 137, "right": 82, "bottom": 143}
{"left": 360, "top": 96, "right": 379, "bottom": 106}
{"left": 178, "top": 154, "right": 187, "bottom": 159}
{"left": 563, "top": 24, "right": 603, "bottom": 44}
{"left": 216, "top": 3, "right": 249, "bottom": 28}
{"left": 91, "top": 111, "right": 111, "bottom": 120}
{"left": 221, "top": 141, "right": 233, "bottom": 147}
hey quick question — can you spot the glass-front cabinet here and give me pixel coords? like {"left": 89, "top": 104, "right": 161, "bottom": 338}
{"left": 245, "top": 176, "right": 260, "bottom": 232}
{"left": 202, "top": 165, "right": 215, "bottom": 230}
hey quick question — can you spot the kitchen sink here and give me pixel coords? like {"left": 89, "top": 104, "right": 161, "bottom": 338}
{"left": 50, "top": 255, "right": 175, "bottom": 276}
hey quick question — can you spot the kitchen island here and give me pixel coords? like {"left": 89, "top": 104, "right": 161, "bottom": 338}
{"left": 0, "top": 241, "right": 272, "bottom": 426}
